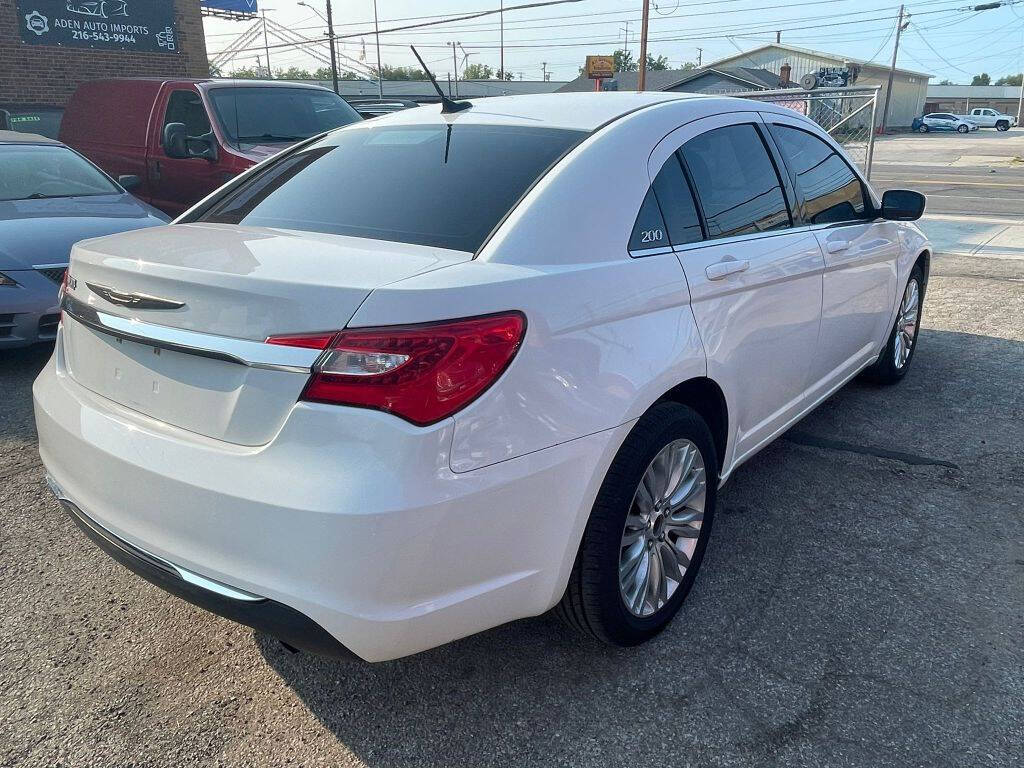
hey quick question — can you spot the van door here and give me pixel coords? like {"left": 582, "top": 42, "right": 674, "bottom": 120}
{"left": 148, "top": 87, "right": 226, "bottom": 216}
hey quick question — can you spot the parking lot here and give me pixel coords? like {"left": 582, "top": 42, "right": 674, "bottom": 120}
{"left": 1, "top": 129, "right": 1022, "bottom": 768}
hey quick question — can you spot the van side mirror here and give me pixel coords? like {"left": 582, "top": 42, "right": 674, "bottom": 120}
{"left": 117, "top": 174, "right": 141, "bottom": 192}
{"left": 163, "top": 123, "right": 218, "bottom": 162}
{"left": 163, "top": 122, "right": 188, "bottom": 158}
{"left": 881, "top": 189, "right": 925, "bottom": 221}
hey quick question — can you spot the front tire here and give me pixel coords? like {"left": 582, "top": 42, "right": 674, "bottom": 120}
{"left": 918, "top": 124, "right": 929, "bottom": 133}
{"left": 556, "top": 402, "right": 718, "bottom": 646}
{"left": 957, "top": 124, "right": 969, "bottom": 133}
{"left": 861, "top": 264, "right": 924, "bottom": 384}
{"left": 996, "top": 120, "right": 1009, "bottom": 131}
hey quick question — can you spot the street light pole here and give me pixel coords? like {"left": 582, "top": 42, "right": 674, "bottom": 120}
{"left": 499, "top": 1, "right": 504, "bottom": 81}
{"left": 373, "top": 0, "right": 384, "bottom": 98}
{"left": 298, "top": 1, "right": 338, "bottom": 93}
{"left": 637, "top": 0, "right": 650, "bottom": 91}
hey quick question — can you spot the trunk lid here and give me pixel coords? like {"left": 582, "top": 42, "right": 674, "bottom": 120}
{"left": 61, "top": 223, "right": 471, "bottom": 445}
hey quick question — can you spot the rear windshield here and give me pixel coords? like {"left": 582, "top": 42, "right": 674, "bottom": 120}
{"left": 198, "top": 123, "right": 587, "bottom": 252}
{"left": 208, "top": 87, "right": 361, "bottom": 146}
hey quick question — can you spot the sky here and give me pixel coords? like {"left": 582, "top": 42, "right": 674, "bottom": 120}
{"left": 201, "top": 0, "right": 1024, "bottom": 84}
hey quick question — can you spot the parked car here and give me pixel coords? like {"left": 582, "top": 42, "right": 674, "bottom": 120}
{"left": 35, "top": 93, "right": 929, "bottom": 662}
{"left": 957, "top": 107, "right": 1017, "bottom": 131}
{"left": 346, "top": 97, "right": 421, "bottom": 119}
{"left": 59, "top": 79, "right": 362, "bottom": 217}
{"left": 912, "top": 113, "right": 978, "bottom": 133}
{"left": 0, "top": 131, "right": 167, "bottom": 349}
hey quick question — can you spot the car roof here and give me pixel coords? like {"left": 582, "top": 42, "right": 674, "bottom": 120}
{"left": 0, "top": 130, "right": 61, "bottom": 145}
{"left": 364, "top": 92, "right": 716, "bottom": 132}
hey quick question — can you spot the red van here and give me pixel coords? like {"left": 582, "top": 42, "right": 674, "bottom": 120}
{"left": 59, "top": 79, "right": 362, "bottom": 216}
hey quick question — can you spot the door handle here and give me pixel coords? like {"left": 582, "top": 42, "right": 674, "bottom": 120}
{"left": 826, "top": 240, "right": 850, "bottom": 254}
{"left": 705, "top": 259, "right": 750, "bottom": 280}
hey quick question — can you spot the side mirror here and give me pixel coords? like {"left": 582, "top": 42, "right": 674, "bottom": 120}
{"left": 163, "top": 122, "right": 188, "bottom": 158}
{"left": 881, "top": 189, "right": 925, "bottom": 221}
{"left": 118, "top": 174, "right": 141, "bottom": 192}
{"left": 187, "top": 130, "right": 219, "bottom": 162}
{"left": 0, "top": 109, "right": 10, "bottom": 131}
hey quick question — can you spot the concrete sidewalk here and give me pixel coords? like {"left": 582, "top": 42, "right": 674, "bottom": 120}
{"left": 918, "top": 213, "right": 1024, "bottom": 261}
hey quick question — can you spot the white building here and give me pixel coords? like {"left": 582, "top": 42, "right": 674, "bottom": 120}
{"left": 705, "top": 44, "right": 932, "bottom": 129}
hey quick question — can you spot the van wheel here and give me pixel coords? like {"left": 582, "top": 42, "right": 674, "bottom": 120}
{"left": 957, "top": 124, "right": 969, "bottom": 133}
{"left": 996, "top": 120, "right": 1009, "bottom": 131}
{"left": 556, "top": 402, "right": 718, "bottom": 646}
{"left": 861, "top": 264, "right": 924, "bottom": 385}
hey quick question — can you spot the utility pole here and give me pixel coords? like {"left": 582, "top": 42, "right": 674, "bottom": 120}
{"left": 325, "top": 0, "right": 338, "bottom": 94}
{"left": 696, "top": 47, "right": 702, "bottom": 66}
{"left": 1018, "top": 71, "right": 1023, "bottom": 126}
{"left": 449, "top": 42, "right": 459, "bottom": 97}
{"left": 637, "top": 0, "right": 650, "bottom": 91}
{"left": 879, "top": 4, "right": 907, "bottom": 135}
{"left": 776, "top": 30, "right": 781, "bottom": 44}
{"left": 541, "top": 61, "right": 549, "bottom": 81}
{"left": 373, "top": 0, "right": 383, "bottom": 97}
{"left": 621, "top": 20, "right": 630, "bottom": 58}
{"left": 499, "top": 0, "right": 504, "bottom": 80}
{"left": 261, "top": 8, "right": 272, "bottom": 78}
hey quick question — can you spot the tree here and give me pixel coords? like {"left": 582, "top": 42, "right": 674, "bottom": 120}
{"left": 208, "top": 61, "right": 223, "bottom": 77}
{"left": 228, "top": 66, "right": 263, "bottom": 79}
{"left": 971, "top": 73, "right": 991, "bottom": 86}
{"left": 613, "top": 48, "right": 637, "bottom": 72}
{"left": 462, "top": 63, "right": 494, "bottom": 80}
{"left": 646, "top": 54, "right": 670, "bottom": 71}
{"left": 375, "top": 64, "right": 428, "bottom": 81}
{"left": 938, "top": 79, "right": 954, "bottom": 86}
{"left": 496, "top": 69, "right": 515, "bottom": 81}
{"left": 995, "top": 73, "right": 1023, "bottom": 86}
{"left": 274, "top": 66, "right": 313, "bottom": 80}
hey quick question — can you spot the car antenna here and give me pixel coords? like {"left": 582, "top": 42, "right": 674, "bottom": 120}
{"left": 410, "top": 45, "right": 471, "bottom": 114}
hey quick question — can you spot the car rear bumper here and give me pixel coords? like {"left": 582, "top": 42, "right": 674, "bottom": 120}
{"left": 33, "top": 333, "right": 629, "bottom": 661}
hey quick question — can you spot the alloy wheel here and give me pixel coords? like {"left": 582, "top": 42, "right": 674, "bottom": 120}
{"left": 619, "top": 439, "right": 706, "bottom": 617}
{"left": 894, "top": 278, "right": 920, "bottom": 369}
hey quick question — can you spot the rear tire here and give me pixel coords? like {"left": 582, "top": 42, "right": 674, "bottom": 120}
{"left": 861, "top": 264, "right": 924, "bottom": 385}
{"left": 556, "top": 402, "right": 718, "bottom": 646}
{"left": 957, "top": 124, "right": 969, "bottom": 133}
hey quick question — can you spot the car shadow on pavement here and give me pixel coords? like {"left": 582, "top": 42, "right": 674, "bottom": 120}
{"left": 256, "top": 328, "right": 1024, "bottom": 768}
{"left": 0, "top": 344, "right": 52, "bottom": 443}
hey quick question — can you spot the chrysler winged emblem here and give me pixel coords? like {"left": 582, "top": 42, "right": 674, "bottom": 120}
{"left": 86, "top": 282, "right": 185, "bottom": 310}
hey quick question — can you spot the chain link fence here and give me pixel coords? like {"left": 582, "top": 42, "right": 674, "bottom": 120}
{"left": 733, "top": 86, "right": 881, "bottom": 179}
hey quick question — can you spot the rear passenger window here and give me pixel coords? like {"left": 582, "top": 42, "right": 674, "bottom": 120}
{"left": 628, "top": 154, "right": 703, "bottom": 252}
{"left": 770, "top": 125, "right": 868, "bottom": 225}
{"left": 628, "top": 188, "right": 669, "bottom": 251}
{"left": 681, "top": 124, "right": 790, "bottom": 239}
{"left": 652, "top": 154, "right": 703, "bottom": 245}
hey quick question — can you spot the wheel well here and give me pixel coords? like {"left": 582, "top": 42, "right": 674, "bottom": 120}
{"left": 658, "top": 377, "right": 729, "bottom": 468}
{"left": 915, "top": 249, "right": 931, "bottom": 294}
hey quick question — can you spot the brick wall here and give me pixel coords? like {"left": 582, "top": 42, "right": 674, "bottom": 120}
{"left": 0, "top": 0, "right": 208, "bottom": 107}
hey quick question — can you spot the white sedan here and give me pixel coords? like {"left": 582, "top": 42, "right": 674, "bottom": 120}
{"left": 915, "top": 112, "right": 979, "bottom": 133}
{"left": 35, "top": 93, "right": 930, "bottom": 662}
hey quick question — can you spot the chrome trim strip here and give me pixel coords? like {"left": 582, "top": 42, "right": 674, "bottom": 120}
{"left": 628, "top": 245, "right": 675, "bottom": 259}
{"left": 32, "top": 263, "right": 69, "bottom": 270}
{"left": 61, "top": 294, "right": 320, "bottom": 374}
{"left": 45, "top": 475, "right": 266, "bottom": 603}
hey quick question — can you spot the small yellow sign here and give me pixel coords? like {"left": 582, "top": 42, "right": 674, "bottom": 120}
{"left": 585, "top": 55, "right": 615, "bottom": 79}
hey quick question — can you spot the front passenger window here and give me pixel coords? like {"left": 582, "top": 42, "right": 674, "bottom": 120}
{"left": 164, "top": 90, "right": 212, "bottom": 139}
{"left": 770, "top": 124, "right": 868, "bottom": 225}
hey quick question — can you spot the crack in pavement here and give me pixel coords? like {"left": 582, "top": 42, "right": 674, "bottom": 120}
{"left": 783, "top": 432, "right": 960, "bottom": 469}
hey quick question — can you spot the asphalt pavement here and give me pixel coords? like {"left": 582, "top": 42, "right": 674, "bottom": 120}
{"left": 1, "top": 131, "right": 1022, "bottom": 768}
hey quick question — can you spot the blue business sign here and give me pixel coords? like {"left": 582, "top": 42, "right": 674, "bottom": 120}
{"left": 200, "top": 0, "right": 259, "bottom": 13}
{"left": 16, "top": 0, "right": 178, "bottom": 53}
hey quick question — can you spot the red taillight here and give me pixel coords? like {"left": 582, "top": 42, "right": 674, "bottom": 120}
{"left": 264, "top": 332, "right": 336, "bottom": 350}
{"left": 275, "top": 312, "right": 526, "bottom": 426}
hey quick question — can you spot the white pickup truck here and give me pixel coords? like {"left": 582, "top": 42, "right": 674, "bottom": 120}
{"left": 957, "top": 108, "right": 1017, "bottom": 131}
